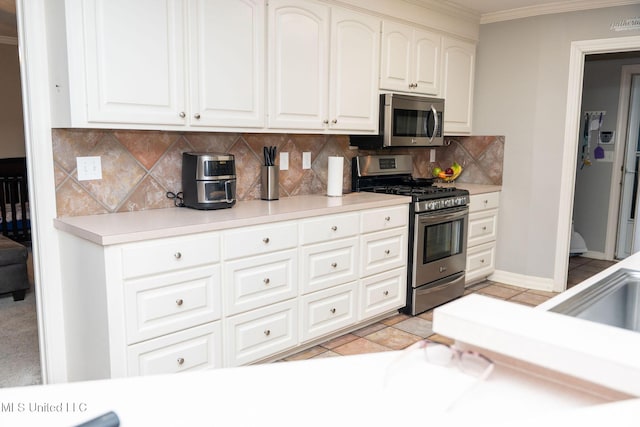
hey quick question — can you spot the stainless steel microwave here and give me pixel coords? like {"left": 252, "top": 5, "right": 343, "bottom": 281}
{"left": 349, "top": 93, "right": 444, "bottom": 148}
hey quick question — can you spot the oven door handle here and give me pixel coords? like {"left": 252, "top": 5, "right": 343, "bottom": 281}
{"left": 417, "top": 207, "right": 468, "bottom": 226}
{"left": 416, "top": 271, "right": 465, "bottom": 295}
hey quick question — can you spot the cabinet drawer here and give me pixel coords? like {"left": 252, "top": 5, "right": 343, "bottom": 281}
{"left": 360, "top": 228, "right": 407, "bottom": 278}
{"left": 124, "top": 265, "right": 221, "bottom": 344}
{"left": 469, "top": 192, "right": 500, "bottom": 213}
{"left": 223, "top": 221, "right": 298, "bottom": 260}
{"left": 300, "top": 282, "right": 357, "bottom": 343}
{"left": 224, "top": 249, "right": 298, "bottom": 316}
{"left": 122, "top": 233, "right": 219, "bottom": 279}
{"left": 127, "top": 322, "right": 222, "bottom": 377}
{"left": 225, "top": 300, "right": 298, "bottom": 367}
{"left": 465, "top": 241, "right": 496, "bottom": 285}
{"left": 300, "top": 212, "right": 359, "bottom": 245}
{"left": 361, "top": 205, "right": 408, "bottom": 234}
{"left": 359, "top": 267, "right": 406, "bottom": 321}
{"left": 300, "top": 237, "right": 359, "bottom": 294}
{"left": 468, "top": 210, "right": 498, "bottom": 247}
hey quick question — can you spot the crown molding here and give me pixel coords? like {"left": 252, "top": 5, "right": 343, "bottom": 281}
{"left": 404, "top": 0, "right": 480, "bottom": 23}
{"left": 0, "top": 35, "right": 17, "bottom": 45}
{"left": 481, "top": 0, "right": 640, "bottom": 24}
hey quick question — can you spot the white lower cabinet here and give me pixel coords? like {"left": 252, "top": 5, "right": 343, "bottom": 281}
{"left": 300, "top": 281, "right": 358, "bottom": 342}
{"left": 466, "top": 192, "right": 500, "bottom": 285}
{"left": 225, "top": 300, "right": 298, "bottom": 367}
{"left": 58, "top": 201, "right": 410, "bottom": 380}
{"left": 127, "top": 322, "right": 222, "bottom": 376}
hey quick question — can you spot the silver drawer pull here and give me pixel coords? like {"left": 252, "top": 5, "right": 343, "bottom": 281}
{"left": 480, "top": 259, "right": 485, "bottom": 263}
{"left": 330, "top": 308, "right": 336, "bottom": 314}
{"left": 263, "top": 278, "right": 270, "bottom": 285}
{"left": 174, "top": 252, "right": 182, "bottom": 259}
{"left": 384, "top": 249, "right": 390, "bottom": 255}
{"left": 385, "top": 216, "right": 391, "bottom": 221}
{"left": 482, "top": 226, "right": 487, "bottom": 231}
{"left": 264, "top": 329, "right": 271, "bottom": 336}
{"left": 383, "top": 290, "right": 389, "bottom": 296}
{"left": 263, "top": 237, "right": 270, "bottom": 244}
{"left": 179, "top": 111, "right": 186, "bottom": 118}
{"left": 176, "top": 298, "right": 184, "bottom": 306}
{"left": 331, "top": 226, "right": 338, "bottom": 231}
{"left": 331, "top": 262, "right": 338, "bottom": 268}
{"left": 177, "top": 357, "right": 185, "bottom": 365}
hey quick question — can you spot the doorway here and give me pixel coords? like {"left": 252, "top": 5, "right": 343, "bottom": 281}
{"left": 555, "top": 35, "right": 640, "bottom": 292}
{"left": 616, "top": 71, "right": 640, "bottom": 258}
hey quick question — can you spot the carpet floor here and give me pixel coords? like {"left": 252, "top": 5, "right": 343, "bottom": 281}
{"left": 0, "top": 248, "right": 42, "bottom": 388}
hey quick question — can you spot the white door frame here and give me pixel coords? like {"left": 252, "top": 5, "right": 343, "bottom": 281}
{"left": 555, "top": 35, "right": 640, "bottom": 291}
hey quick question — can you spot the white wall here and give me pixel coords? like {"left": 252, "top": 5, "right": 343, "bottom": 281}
{"left": 474, "top": 5, "right": 640, "bottom": 282}
{"left": 0, "top": 42, "right": 25, "bottom": 158}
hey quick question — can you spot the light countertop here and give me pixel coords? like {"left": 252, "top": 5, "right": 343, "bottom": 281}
{"left": 53, "top": 193, "right": 411, "bottom": 246}
{"left": 440, "top": 182, "right": 502, "bottom": 194}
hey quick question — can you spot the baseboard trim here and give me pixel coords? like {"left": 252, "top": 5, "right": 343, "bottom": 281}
{"left": 489, "top": 269, "right": 556, "bottom": 292}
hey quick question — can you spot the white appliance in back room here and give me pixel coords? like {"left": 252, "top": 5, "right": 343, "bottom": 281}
{"left": 570, "top": 220, "right": 588, "bottom": 256}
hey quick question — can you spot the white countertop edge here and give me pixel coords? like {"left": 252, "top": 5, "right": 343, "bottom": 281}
{"left": 433, "top": 293, "right": 640, "bottom": 397}
{"left": 53, "top": 193, "right": 412, "bottom": 246}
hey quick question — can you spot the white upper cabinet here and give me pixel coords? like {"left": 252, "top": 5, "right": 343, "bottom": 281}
{"left": 380, "top": 20, "right": 441, "bottom": 96}
{"left": 268, "top": 0, "right": 380, "bottom": 132}
{"left": 79, "top": 0, "right": 187, "bottom": 125}
{"left": 188, "top": 0, "right": 265, "bottom": 128}
{"left": 60, "top": 0, "right": 264, "bottom": 129}
{"left": 441, "top": 36, "right": 476, "bottom": 135}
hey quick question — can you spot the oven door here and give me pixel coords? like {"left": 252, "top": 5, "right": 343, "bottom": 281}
{"left": 413, "top": 206, "right": 468, "bottom": 287}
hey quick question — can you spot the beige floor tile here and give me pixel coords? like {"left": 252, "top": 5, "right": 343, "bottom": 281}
{"left": 417, "top": 310, "right": 434, "bottom": 321}
{"left": 365, "top": 326, "right": 422, "bottom": 350}
{"left": 380, "top": 313, "right": 411, "bottom": 326}
{"left": 426, "top": 334, "right": 454, "bottom": 346}
{"left": 312, "top": 350, "right": 340, "bottom": 359}
{"left": 526, "top": 289, "right": 559, "bottom": 298}
{"left": 331, "top": 337, "right": 392, "bottom": 355}
{"left": 508, "top": 292, "right": 551, "bottom": 306}
{"left": 352, "top": 322, "right": 387, "bottom": 337}
{"left": 392, "top": 317, "right": 433, "bottom": 338}
{"left": 283, "top": 346, "right": 328, "bottom": 361}
{"left": 320, "top": 333, "right": 359, "bottom": 350}
{"left": 476, "top": 284, "right": 524, "bottom": 299}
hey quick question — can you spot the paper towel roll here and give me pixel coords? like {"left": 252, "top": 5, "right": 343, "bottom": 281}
{"left": 327, "top": 156, "right": 343, "bottom": 197}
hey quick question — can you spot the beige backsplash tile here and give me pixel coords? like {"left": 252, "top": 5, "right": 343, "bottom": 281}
{"left": 52, "top": 129, "right": 503, "bottom": 217}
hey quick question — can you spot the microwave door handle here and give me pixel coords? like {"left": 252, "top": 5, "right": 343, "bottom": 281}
{"left": 430, "top": 104, "right": 438, "bottom": 142}
{"left": 224, "top": 180, "right": 235, "bottom": 203}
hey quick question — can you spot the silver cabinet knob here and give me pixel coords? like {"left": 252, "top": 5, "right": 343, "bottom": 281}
{"left": 331, "top": 119, "right": 337, "bottom": 124}
{"left": 331, "top": 226, "right": 338, "bottom": 231}
{"left": 194, "top": 113, "right": 201, "bottom": 119}
{"left": 330, "top": 308, "right": 336, "bottom": 314}
{"left": 385, "top": 216, "right": 391, "bottom": 221}
{"left": 482, "top": 226, "right": 487, "bottom": 231}
{"left": 480, "top": 259, "right": 485, "bottom": 263}
{"left": 331, "top": 262, "right": 337, "bottom": 268}
{"left": 323, "top": 119, "right": 329, "bottom": 124}
{"left": 385, "top": 249, "right": 390, "bottom": 255}
{"left": 177, "top": 357, "right": 185, "bottom": 365}
{"left": 174, "top": 252, "right": 182, "bottom": 259}
{"left": 263, "top": 237, "right": 270, "bottom": 244}
{"left": 263, "top": 278, "right": 270, "bottom": 285}
{"left": 179, "top": 111, "right": 186, "bottom": 118}
{"left": 176, "top": 298, "right": 184, "bottom": 306}
{"left": 383, "top": 290, "right": 389, "bottom": 296}
{"left": 264, "top": 329, "right": 271, "bottom": 336}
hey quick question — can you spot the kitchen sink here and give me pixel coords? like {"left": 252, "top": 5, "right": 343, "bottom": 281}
{"left": 549, "top": 268, "right": 640, "bottom": 333}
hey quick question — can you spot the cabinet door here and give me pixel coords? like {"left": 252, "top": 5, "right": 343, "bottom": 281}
{"left": 379, "top": 21, "right": 412, "bottom": 93}
{"left": 268, "top": 0, "right": 329, "bottom": 129}
{"left": 81, "top": 0, "right": 186, "bottom": 125}
{"left": 188, "top": 0, "right": 265, "bottom": 128}
{"left": 328, "top": 8, "right": 380, "bottom": 132}
{"left": 442, "top": 37, "right": 476, "bottom": 134}
{"left": 412, "top": 29, "right": 441, "bottom": 96}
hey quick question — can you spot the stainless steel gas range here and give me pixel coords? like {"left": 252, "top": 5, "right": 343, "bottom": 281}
{"left": 352, "top": 154, "right": 470, "bottom": 315}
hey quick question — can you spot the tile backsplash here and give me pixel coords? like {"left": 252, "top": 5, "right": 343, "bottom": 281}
{"left": 52, "top": 129, "right": 503, "bottom": 217}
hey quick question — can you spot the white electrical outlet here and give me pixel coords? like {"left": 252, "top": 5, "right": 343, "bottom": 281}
{"left": 76, "top": 156, "right": 102, "bottom": 180}
{"left": 302, "top": 152, "right": 311, "bottom": 169}
{"left": 280, "top": 152, "right": 289, "bottom": 170}
{"left": 430, "top": 149, "right": 436, "bottom": 163}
